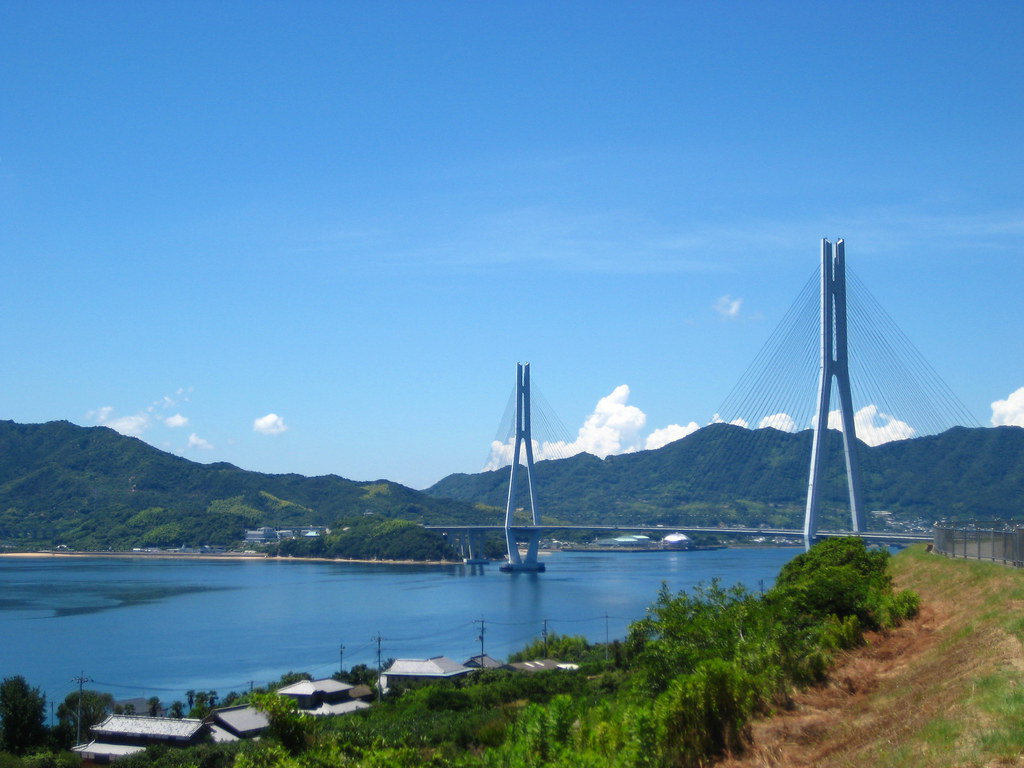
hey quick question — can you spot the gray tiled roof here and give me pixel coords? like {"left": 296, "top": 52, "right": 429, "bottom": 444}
{"left": 92, "top": 714, "right": 205, "bottom": 740}
{"left": 307, "top": 700, "right": 371, "bottom": 716}
{"left": 211, "top": 705, "right": 270, "bottom": 735}
{"left": 72, "top": 741, "right": 147, "bottom": 758}
{"left": 209, "top": 724, "right": 239, "bottom": 744}
{"left": 384, "top": 656, "right": 470, "bottom": 677}
{"left": 277, "top": 678, "right": 353, "bottom": 696}
{"left": 507, "top": 659, "right": 564, "bottom": 672}
{"left": 464, "top": 654, "right": 505, "bottom": 669}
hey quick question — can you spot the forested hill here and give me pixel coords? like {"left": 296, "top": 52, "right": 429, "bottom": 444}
{"left": 3, "top": 419, "right": 1021, "bottom": 550}
{"left": 426, "top": 424, "right": 1024, "bottom": 529}
{"left": 0, "top": 419, "right": 488, "bottom": 550}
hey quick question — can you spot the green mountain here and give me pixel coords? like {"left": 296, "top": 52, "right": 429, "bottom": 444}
{"left": 426, "top": 424, "right": 1024, "bottom": 529}
{"left": 0, "top": 419, "right": 490, "bottom": 550}
{"left": 2, "top": 419, "right": 1020, "bottom": 550}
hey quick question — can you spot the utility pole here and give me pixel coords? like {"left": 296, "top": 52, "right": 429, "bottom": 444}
{"left": 71, "top": 672, "right": 92, "bottom": 746}
{"left": 604, "top": 613, "right": 610, "bottom": 662}
{"left": 542, "top": 619, "right": 549, "bottom": 658}
{"left": 374, "top": 634, "right": 383, "bottom": 703}
{"left": 339, "top": 641, "right": 345, "bottom": 676}
{"left": 475, "top": 618, "right": 486, "bottom": 662}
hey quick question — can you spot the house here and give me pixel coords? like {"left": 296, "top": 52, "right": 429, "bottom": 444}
{"left": 463, "top": 654, "right": 505, "bottom": 670}
{"left": 207, "top": 705, "right": 270, "bottom": 742}
{"left": 379, "top": 656, "right": 472, "bottom": 690}
{"left": 276, "top": 678, "right": 371, "bottom": 716}
{"left": 72, "top": 714, "right": 208, "bottom": 765}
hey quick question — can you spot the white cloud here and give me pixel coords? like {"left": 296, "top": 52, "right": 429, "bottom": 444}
{"left": 823, "top": 404, "right": 916, "bottom": 446}
{"left": 253, "top": 413, "right": 288, "bottom": 435}
{"left": 90, "top": 388, "right": 195, "bottom": 437}
{"left": 188, "top": 433, "right": 214, "bottom": 450}
{"left": 88, "top": 406, "right": 151, "bottom": 437}
{"left": 714, "top": 294, "right": 743, "bottom": 319}
{"left": 486, "top": 384, "right": 649, "bottom": 469}
{"left": 991, "top": 387, "right": 1024, "bottom": 427}
{"left": 575, "top": 385, "right": 648, "bottom": 456}
{"left": 486, "top": 385, "right": 720, "bottom": 469}
{"left": 164, "top": 413, "right": 189, "bottom": 428}
{"left": 645, "top": 422, "right": 700, "bottom": 450}
{"left": 147, "top": 388, "right": 192, "bottom": 413}
{"left": 89, "top": 406, "right": 113, "bottom": 423}
{"left": 759, "top": 412, "right": 797, "bottom": 432}
{"left": 711, "top": 413, "right": 750, "bottom": 428}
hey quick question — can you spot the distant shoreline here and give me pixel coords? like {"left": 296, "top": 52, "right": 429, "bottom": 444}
{"left": 0, "top": 550, "right": 461, "bottom": 566}
{"left": 0, "top": 542, "right": 794, "bottom": 564}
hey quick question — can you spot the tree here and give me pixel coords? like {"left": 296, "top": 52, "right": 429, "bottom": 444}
{"left": 334, "top": 664, "right": 376, "bottom": 687}
{"left": 188, "top": 690, "right": 218, "bottom": 719}
{"left": 249, "top": 693, "right": 312, "bottom": 755}
{"left": 55, "top": 690, "right": 113, "bottom": 748}
{"left": 0, "top": 675, "right": 47, "bottom": 755}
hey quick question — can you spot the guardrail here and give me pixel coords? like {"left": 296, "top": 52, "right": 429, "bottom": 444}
{"left": 933, "top": 524, "right": 1024, "bottom": 567}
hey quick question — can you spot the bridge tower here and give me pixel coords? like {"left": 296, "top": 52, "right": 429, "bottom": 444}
{"left": 804, "top": 239, "right": 867, "bottom": 547}
{"left": 500, "top": 362, "right": 546, "bottom": 572}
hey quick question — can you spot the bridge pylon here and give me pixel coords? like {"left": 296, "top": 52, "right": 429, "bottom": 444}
{"left": 805, "top": 239, "right": 867, "bottom": 548}
{"left": 500, "top": 362, "right": 546, "bottom": 573}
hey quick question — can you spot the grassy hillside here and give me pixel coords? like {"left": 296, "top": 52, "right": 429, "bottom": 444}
{"left": 722, "top": 546, "right": 1024, "bottom": 767}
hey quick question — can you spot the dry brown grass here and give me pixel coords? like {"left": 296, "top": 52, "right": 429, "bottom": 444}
{"left": 717, "top": 547, "right": 1024, "bottom": 768}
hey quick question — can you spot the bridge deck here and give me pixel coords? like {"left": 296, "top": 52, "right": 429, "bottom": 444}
{"left": 426, "top": 524, "right": 931, "bottom": 545}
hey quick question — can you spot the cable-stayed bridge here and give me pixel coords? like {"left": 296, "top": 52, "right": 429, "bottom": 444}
{"left": 431, "top": 240, "right": 968, "bottom": 571}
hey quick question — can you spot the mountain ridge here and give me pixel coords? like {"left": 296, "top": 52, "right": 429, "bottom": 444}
{"left": 0, "top": 419, "right": 488, "bottom": 549}
{"left": 2, "top": 419, "right": 1021, "bottom": 549}
{"left": 426, "top": 423, "right": 1024, "bottom": 529}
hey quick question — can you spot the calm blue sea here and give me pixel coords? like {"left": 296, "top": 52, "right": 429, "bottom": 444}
{"left": 0, "top": 548, "right": 798, "bottom": 715}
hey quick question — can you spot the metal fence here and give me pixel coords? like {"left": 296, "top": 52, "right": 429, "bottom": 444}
{"left": 933, "top": 524, "right": 1024, "bottom": 567}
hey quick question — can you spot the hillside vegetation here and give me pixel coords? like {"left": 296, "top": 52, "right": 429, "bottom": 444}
{"left": 0, "top": 420, "right": 485, "bottom": 551}
{"left": 4, "top": 544, "right": 1021, "bottom": 766}
{"left": 720, "top": 545, "right": 1024, "bottom": 767}
{"left": 2, "top": 419, "right": 1022, "bottom": 550}
{"left": 0, "top": 538, "right": 921, "bottom": 767}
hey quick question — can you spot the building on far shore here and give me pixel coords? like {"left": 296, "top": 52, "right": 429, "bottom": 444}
{"left": 244, "top": 527, "right": 279, "bottom": 543}
{"left": 660, "top": 532, "right": 693, "bottom": 550}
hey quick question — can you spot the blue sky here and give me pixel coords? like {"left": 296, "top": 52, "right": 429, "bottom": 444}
{"left": 2, "top": 1, "right": 1022, "bottom": 489}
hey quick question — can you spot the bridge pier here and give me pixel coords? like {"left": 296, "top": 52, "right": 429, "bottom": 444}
{"left": 499, "top": 527, "right": 545, "bottom": 572}
{"left": 462, "top": 529, "right": 489, "bottom": 565}
{"left": 805, "top": 239, "right": 866, "bottom": 549}
{"left": 500, "top": 363, "right": 546, "bottom": 572}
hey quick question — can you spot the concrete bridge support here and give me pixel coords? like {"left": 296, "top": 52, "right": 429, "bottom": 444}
{"left": 805, "top": 239, "right": 867, "bottom": 548}
{"left": 500, "top": 363, "right": 546, "bottom": 572}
